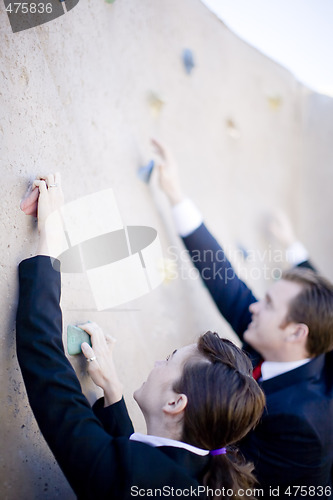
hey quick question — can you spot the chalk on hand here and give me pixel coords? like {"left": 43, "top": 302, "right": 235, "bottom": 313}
{"left": 20, "top": 186, "right": 39, "bottom": 216}
{"left": 137, "top": 160, "right": 155, "bottom": 183}
{"left": 67, "top": 325, "right": 92, "bottom": 356}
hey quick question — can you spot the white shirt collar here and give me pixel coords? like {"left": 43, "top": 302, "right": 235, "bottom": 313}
{"left": 129, "top": 432, "right": 209, "bottom": 456}
{"left": 261, "top": 358, "right": 311, "bottom": 381}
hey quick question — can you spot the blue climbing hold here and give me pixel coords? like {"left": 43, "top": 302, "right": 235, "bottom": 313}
{"left": 182, "top": 48, "right": 195, "bottom": 74}
{"left": 138, "top": 160, "right": 155, "bottom": 183}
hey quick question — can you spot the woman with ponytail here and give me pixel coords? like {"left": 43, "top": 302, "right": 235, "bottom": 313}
{"left": 173, "top": 333, "right": 266, "bottom": 500}
{"left": 16, "top": 174, "right": 265, "bottom": 499}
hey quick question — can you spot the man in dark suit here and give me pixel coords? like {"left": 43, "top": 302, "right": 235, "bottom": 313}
{"left": 152, "top": 140, "right": 333, "bottom": 499}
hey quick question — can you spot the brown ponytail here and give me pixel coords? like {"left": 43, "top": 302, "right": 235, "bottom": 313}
{"left": 173, "top": 332, "right": 265, "bottom": 499}
{"left": 203, "top": 449, "right": 259, "bottom": 500}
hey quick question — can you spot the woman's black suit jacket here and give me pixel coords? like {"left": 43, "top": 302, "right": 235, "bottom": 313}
{"left": 16, "top": 256, "right": 210, "bottom": 499}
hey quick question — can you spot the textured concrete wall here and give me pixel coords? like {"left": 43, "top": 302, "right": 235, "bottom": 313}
{"left": 299, "top": 91, "right": 333, "bottom": 277}
{"left": 1, "top": 0, "right": 332, "bottom": 498}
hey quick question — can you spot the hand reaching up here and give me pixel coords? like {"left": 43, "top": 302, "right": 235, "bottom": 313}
{"left": 151, "top": 139, "right": 185, "bottom": 206}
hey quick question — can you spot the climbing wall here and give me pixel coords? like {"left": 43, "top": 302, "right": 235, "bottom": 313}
{"left": 1, "top": 0, "right": 332, "bottom": 498}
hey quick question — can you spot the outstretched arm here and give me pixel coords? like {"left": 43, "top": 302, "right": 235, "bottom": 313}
{"left": 266, "top": 210, "right": 315, "bottom": 271}
{"left": 182, "top": 223, "right": 256, "bottom": 339}
{"left": 16, "top": 175, "right": 134, "bottom": 497}
{"left": 151, "top": 138, "right": 186, "bottom": 206}
{"left": 153, "top": 139, "right": 257, "bottom": 339}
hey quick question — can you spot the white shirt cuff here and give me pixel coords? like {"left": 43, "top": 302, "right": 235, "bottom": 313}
{"left": 172, "top": 198, "right": 203, "bottom": 237}
{"left": 286, "top": 241, "right": 309, "bottom": 266}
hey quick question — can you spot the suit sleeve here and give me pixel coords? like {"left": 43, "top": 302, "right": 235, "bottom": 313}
{"left": 15, "top": 256, "right": 134, "bottom": 498}
{"left": 92, "top": 397, "right": 134, "bottom": 437}
{"left": 182, "top": 223, "right": 257, "bottom": 340}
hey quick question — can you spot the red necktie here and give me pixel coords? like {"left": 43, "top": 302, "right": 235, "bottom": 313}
{"left": 252, "top": 360, "right": 263, "bottom": 381}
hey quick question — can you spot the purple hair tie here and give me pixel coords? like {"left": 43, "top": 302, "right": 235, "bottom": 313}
{"left": 210, "top": 447, "right": 227, "bottom": 456}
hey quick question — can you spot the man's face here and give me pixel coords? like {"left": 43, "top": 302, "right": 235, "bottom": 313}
{"left": 244, "top": 279, "right": 303, "bottom": 360}
{"left": 134, "top": 344, "right": 198, "bottom": 417}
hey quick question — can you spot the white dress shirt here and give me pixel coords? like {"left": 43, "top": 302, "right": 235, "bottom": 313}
{"left": 260, "top": 359, "right": 311, "bottom": 381}
{"left": 171, "top": 198, "right": 203, "bottom": 237}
